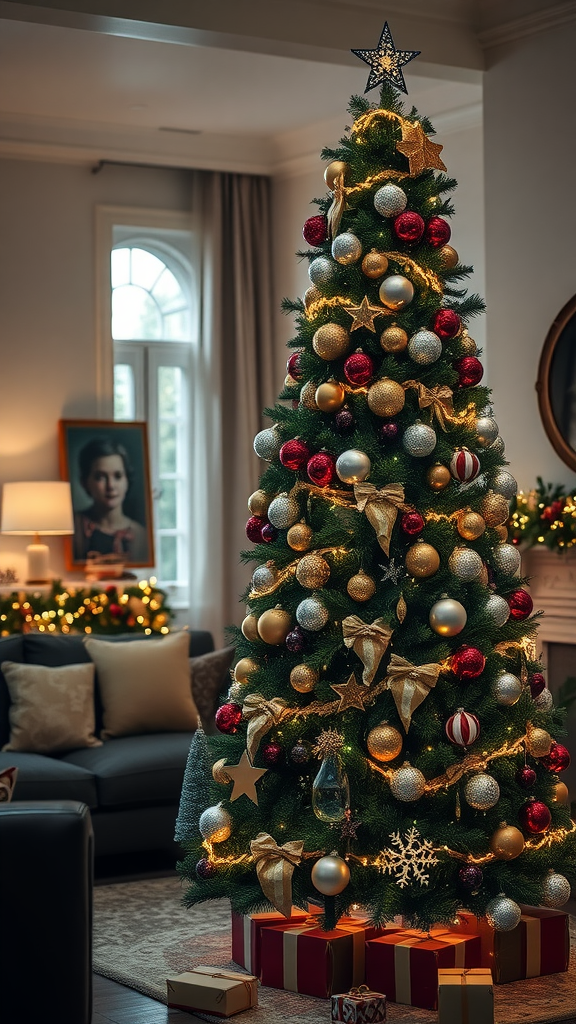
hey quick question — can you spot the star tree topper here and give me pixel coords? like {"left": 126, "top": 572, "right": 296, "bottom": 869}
{"left": 225, "top": 750, "right": 267, "bottom": 805}
{"left": 352, "top": 22, "right": 420, "bottom": 95}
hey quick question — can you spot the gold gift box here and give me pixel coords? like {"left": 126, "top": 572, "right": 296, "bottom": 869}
{"left": 438, "top": 967, "right": 494, "bottom": 1024}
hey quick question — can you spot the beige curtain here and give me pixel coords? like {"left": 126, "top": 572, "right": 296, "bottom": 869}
{"left": 189, "top": 170, "right": 277, "bottom": 645}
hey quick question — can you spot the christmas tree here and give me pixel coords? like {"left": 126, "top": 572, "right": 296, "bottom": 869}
{"left": 179, "top": 26, "right": 574, "bottom": 934}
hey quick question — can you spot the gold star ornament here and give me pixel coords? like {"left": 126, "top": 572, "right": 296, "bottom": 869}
{"left": 396, "top": 121, "right": 447, "bottom": 177}
{"left": 331, "top": 672, "right": 369, "bottom": 711}
{"left": 352, "top": 22, "right": 420, "bottom": 95}
{"left": 344, "top": 295, "right": 386, "bottom": 332}
{"left": 225, "top": 750, "right": 267, "bottom": 805}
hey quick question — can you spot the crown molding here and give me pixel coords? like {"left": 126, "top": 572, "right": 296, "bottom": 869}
{"left": 478, "top": 1, "right": 576, "bottom": 49}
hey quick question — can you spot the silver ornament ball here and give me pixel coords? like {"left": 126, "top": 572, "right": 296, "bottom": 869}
{"left": 228, "top": 682, "right": 245, "bottom": 703}
{"left": 379, "top": 274, "right": 414, "bottom": 311}
{"left": 492, "top": 470, "right": 518, "bottom": 499}
{"left": 485, "top": 895, "right": 522, "bottom": 932}
{"left": 448, "top": 547, "right": 483, "bottom": 581}
{"left": 373, "top": 183, "right": 407, "bottom": 218}
{"left": 476, "top": 416, "right": 499, "bottom": 447}
{"left": 493, "top": 671, "right": 522, "bottom": 706}
{"left": 489, "top": 436, "right": 506, "bottom": 456}
{"left": 331, "top": 232, "right": 362, "bottom": 265}
{"left": 267, "top": 493, "right": 300, "bottom": 530}
{"left": 199, "top": 803, "right": 232, "bottom": 843}
{"left": 533, "top": 687, "right": 554, "bottom": 711}
{"left": 253, "top": 427, "right": 281, "bottom": 461}
{"left": 492, "top": 543, "right": 522, "bottom": 576}
{"left": 485, "top": 593, "right": 510, "bottom": 627}
{"left": 309, "top": 256, "right": 337, "bottom": 287}
{"left": 464, "top": 773, "right": 500, "bottom": 810}
{"left": 403, "top": 422, "right": 437, "bottom": 458}
{"left": 251, "top": 564, "right": 277, "bottom": 592}
{"left": 390, "top": 763, "right": 426, "bottom": 802}
{"left": 336, "top": 449, "right": 371, "bottom": 484}
{"left": 296, "top": 596, "right": 329, "bottom": 632}
{"left": 408, "top": 329, "right": 442, "bottom": 366}
{"left": 311, "top": 854, "right": 350, "bottom": 896}
{"left": 429, "top": 597, "right": 467, "bottom": 636}
{"left": 542, "top": 871, "right": 571, "bottom": 908}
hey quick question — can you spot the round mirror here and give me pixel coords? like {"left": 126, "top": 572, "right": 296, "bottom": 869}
{"left": 536, "top": 295, "right": 576, "bottom": 471}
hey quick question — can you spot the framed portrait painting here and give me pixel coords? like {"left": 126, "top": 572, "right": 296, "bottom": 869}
{"left": 59, "top": 419, "right": 155, "bottom": 571}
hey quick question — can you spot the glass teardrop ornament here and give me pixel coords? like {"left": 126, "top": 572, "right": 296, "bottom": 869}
{"left": 312, "top": 753, "right": 350, "bottom": 822}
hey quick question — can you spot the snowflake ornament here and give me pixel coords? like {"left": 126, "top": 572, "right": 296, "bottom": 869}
{"left": 377, "top": 827, "right": 438, "bottom": 888}
{"left": 380, "top": 558, "right": 406, "bottom": 585}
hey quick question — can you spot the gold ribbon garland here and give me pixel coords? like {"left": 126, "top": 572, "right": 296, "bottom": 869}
{"left": 342, "top": 615, "right": 394, "bottom": 686}
{"left": 354, "top": 482, "right": 412, "bottom": 556}
{"left": 403, "top": 381, "right": 455, "bottom": 432}
{"left": 250, "top": 832, "right": 304, "bottom": 918}
{"left": 242, "top": 694, "right": 288, "bottom": 761}
{"left": 384, "top": 654, "right": 442, "bottom": 732}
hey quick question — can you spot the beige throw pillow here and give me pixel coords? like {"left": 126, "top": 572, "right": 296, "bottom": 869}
{"left": 84, "top": 630, "right": 198, "bottom": 739}
{"left": 1, "top": 661, "right": 101, "bottom": 754}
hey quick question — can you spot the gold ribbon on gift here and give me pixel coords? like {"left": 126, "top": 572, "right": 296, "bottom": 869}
{"left": 404, "top": 381, "right": 455, "bottom": 431}
{"left": 327, "top": 171, "right": 347, "bottom": 238}
{"left": 354, "top": 482, "right": 412, "bottom": 556}
{"left": 250, "top": 832, "right": 304, "bottom": 919}
{"left": 384, "top": 654, "right": 441, "bottom": 731}
{"left": 242, "top": 693, "right": 288, "bottom": 761}
{"left": 342, "top": 615, "right": 394, "bottom": 686}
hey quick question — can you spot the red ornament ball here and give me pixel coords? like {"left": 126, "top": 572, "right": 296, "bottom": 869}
{"left": 433, "top": 309, "right": 461, "bottom": 340}
{"left": 285, "top": 626, "right": 307, "bottom": 653}
{"left": 519, "top": 797, "right": 551, "bottom": 834}
{"left": 458, "top": 864, "right": 483, "bottom": 891}
{"left": 454, "top": 356, "right": 484, "bottom": 387}
{"left": 261, "top": 522, "right": 278, "bottom": 544}
{"left": 280, "top": 438, "right": 310, "bottom": 470}
{"left": 400, "top": 511, "right": 425, "bottom": 537}
{"left": 507, "top": 589, "right": 533, "bottom": 620}
{"left": 425, "top": 216, "right": 451, "bottom": 248}
{"left": 393, "top": 211, "right": 425, "bottom": 244}
{"left": 109, "top": 603, "right": 124, "bottom": 618}
{"left": 379, "top": 421, "right": 400, "bottom": 443}
{"left": 516, "top": 766, "right": 537, "bottom": 789}
{"left": 451, "top": 646, "right": 486, "bottom": 680}
{"left": 246, "top": 515, "right": 266, "bottom": 543}
{"left": 529, "top": 672, "right": 546, "bottom": 697}
{"left": 334, "top": 408, "right": 355, "bottom": 435}
{"left": 307, "top": 452, "right": 335, "bottom": 488}
{"left": 445, "top": 709, "right": 480, "bottom": 747}
{"left": 344, "top": 352, "right": 374, "bottom": 386}
{"left": 196, "top": 857, "right": 217, "bottom": 880}
{"left": 261, "top": 741, "right": 283, "bottom": 766}
{"left": 303, "top": 215, "right": 328, "bottom": 247}
{"left": 215, "top": 702, "right": 242, "bottom": 735}
{"left": 286, "top": 351, "right": 303, "bottom": 381}
{"left": 540, "top": 742, "right": 571, "bottom": 773}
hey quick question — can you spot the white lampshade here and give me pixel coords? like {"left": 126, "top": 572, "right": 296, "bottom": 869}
{"left": 1, "top": 481, "right": 74, "bottom": 535}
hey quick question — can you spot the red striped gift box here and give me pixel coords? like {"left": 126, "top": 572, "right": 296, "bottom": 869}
{"left": 451, "top": 906, "right": 569, "bottom": 983}
{"left": 365, "top": 928, "right": 481, "bottom": 1010}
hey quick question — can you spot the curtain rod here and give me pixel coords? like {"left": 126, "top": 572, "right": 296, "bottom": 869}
{"left": 91, "top": 158, "right": 191, "bottom": 175}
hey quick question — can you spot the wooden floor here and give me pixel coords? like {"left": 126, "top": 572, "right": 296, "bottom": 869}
{"left": 93, "top": 973, "right": 203, "bottom": 1023}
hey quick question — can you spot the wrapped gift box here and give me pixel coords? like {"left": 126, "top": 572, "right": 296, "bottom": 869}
{"left": 166, "top": 966, "right": 258, "bottom": 1017}
{"left": 331, "top": 985, "right": 387, "bottom": 1022}
{"left": 231, "top": 907, "right": 308, "bottom": 976}
{"left": 452, "top": 906, "right": 569, "bottom": 983}
{"left": 365, "top": 928, "right": 481, "bottom": 1010}
{"left": 438, "top": 968, "right": 494, "bottom": 1024}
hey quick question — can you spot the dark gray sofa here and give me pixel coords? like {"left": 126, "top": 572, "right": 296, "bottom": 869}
{"left": 0, "top": 630, "right": 215, "bottom": 857}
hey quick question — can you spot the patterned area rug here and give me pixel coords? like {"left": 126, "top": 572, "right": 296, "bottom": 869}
{"left": 93, "top": 876, "right": 576, "bottom": 1024}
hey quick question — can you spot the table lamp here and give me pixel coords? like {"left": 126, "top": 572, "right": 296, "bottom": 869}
{"left": 1, "top": 481, "right": 74, "bottom": 583}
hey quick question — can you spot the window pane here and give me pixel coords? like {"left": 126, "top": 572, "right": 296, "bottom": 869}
{"left": 152, "top": 267, "right": 183, "bottom": 312}
{"left": 163, "top": 309, "right": 190, "bottom": 341}
{"left": 131, "top": 248, "right": 165, "bottom": 290}
{"left": 159, "top": 421, "right": 177, "bottom": 473}
{"left": 111, "top": 248, "right": 130, "bottom": 288}
{"left": 113, "top": 364, "right": 135, "bottom": 420}
{"left": 160, "top": 535, "right": 177, "bottom": 582}
{"left": 158, "top": 365, "right": 182, "bottom": 417}
{"left": 112, "top": 284, "right": 162, "bottom": 340}
{"left": 158, "top": 479, "right": 177, "bottom": 529}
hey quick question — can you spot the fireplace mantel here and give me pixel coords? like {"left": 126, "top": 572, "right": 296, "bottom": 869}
{"left": 522, "top": 547, "right": 576, "bottom": 645}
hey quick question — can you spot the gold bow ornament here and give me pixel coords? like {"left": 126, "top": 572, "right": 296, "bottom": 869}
{"left": 242, "top": 694, "right": 288, "bottom": 761}
{"left": 385, "top": 653, "right": 441, "bottom": 731}
{"left": 404, "top": 381, "right": 454, "bottom": 431}
{"left": 342, "top": 615, "right": 393, "bottom": 686}
{"left": 250, "top": 832, "right": 304, "bottom": 918}
{"left": 354, "top": 482, "right": 411, "bottom": 556}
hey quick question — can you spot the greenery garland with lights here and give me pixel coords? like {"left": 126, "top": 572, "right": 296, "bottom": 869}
{"left": 509, "top": 478, "right": 576, "bottom": 553}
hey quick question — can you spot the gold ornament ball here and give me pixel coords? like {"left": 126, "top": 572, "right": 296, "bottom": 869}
{"left": 494, "top": 524, "right": 509, "bottom": 541}
{"left": 296, "top": 553, "right": 331, "bottom": 590}
{"left": 490, "top": 824, "right": 525, "bottom": 860}
{"left": 324, "top": 160, "right": 350, "bottom": 191}
{"left": 427, "top": 464, "right": 451, "bottom": 491}
{"left": 481, "top": 491, "right": 510, "bottom": 527}
{"left": 552, "top": 781, "right": 570, "bottom": 805}
{"left": 362, "top": 250, "right": 389, "bottom": 278}
{"left": 380, "top": 325, "right": 408, "bottom": 353}
{"left": 285, "top": 373, "right": 298, "bottom": 388}
{"left": 257, "top": 607, "right": 292, "bottom": 645}
{"left": 347, "top": 570, "right": 376, "bottom": 602}
{"left": 241, "top": 613, "right": 259, "bottom": 642}
{"left": 460, "top": 330, "right": 478, "bottom": 355}
{"left": 290, "top": 663, "right": 319, "bottom": 693}
{"left": 287, "top": 522, "right": 313, "bottom": 552}
{"left": 406, "top": 541, "right": 440, "bottom": 578}
{"left": 304, "top": 285, "right": 322, "bottom": 310}
{"left": 248, "top": 489, "right": 270, "bottom": 517}
{"left": 311, "top": 854, "right": 350, "bottom": 895}
{"left": 367, "top": 377, "right": 406, "bottom": 418}
{"left": 315, "top": 381, "right": 346, "bottom": 413}
{"left": 457, "top": 511, "right": 486, "bottom": 541}
{"left": 439, "top": 244, "right": 459, "bottom": 269}
{"left": 212, "top": 758, "right": 232, "bottom": 784}
{"left": 313, "top": 323, "right": 350, "bottom": 361}
{"left": 367, "top": 722, "right": 403, "bottom": 762}
{"left": 527, "top": 727, "right": 553, "bottom": 758}
{"left": 233, "top": 656, "right": 259, "bottom": 684}
{"left": 300, "top": 381, "right": 319, "bottom": 410}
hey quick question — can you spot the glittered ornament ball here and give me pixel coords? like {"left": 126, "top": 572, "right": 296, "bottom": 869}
{"left": 313, "top": 323, "right": 350, "bottom": 361}
{"left": 440, "top": 244, "right": 459, "bottom": 269}
{"left": 390, "top": 763, "right": 426, "bottom": 802}
{"left": 246, "top": 516, "right": 266, "bottom": 543}
{"left": 448, "top": 546, "right": 483, "bottom": 581}
{"left": 285, "top": 626, "right": 307, "bottom": 653}
{"left": 403, "top": 422, "right": 437, "bottom": 457}
{"left": 199, "top": 803, "right": 232, "bottom": 843}
{"left": 516, "top": 766, "right": 537, "bottom": 789}
{"left": 280, "top": 439, "right": 310, "bottom": 470}
{"left": 433, "top": 309, "right": 461, "bottom": 339}
{"left": 311, "top": 855, "right": 350, "bottom": 896}
{"left": 406, "top": 541, "right": 440, "bottom": 578}
{"left": 368, "top": 377, "right": 406, "bottom": 417}
{"left": 430, "top": 597, "right": 467, "bottom": 636}
{"left": 401, "top": 511, "right": 425, "bottom": 537}
{"left": 296, "top": 596, "right": 329, "bottom": 631}
{"left": 332, "top": 231, "right": 362, "bottom": 265}
{"left": 492, "top": 543, "right": 521, "bottom": 576}
{"left": 540, "top": 742, "right": 571, "bottom": 773}
{"left": 379, "top": 274, "right": 414, "bottom": 311}
{"left": 425, "top": 216, "right": 451, "bottom": 248}
{"left": 519, "top": 797, "right": 551, "bottom": 834}
{"left": 379, "top": 421, "right": 399, "bottom": 443}
{"left": 344, "top": 352, "right": 374, "bottom": 386}
{"left": 307, "top": 452, "right": 336, "bottom": 488}
{"left": 542, "top": 871, "right": 571, "bottom": 908}
{"left": 304, "top": 285, "right": 322, "bottom": 310}
{"left": 393, "top": 210, "right": 425, "bottom": 243}
{"left": 308, "top": 255, "right": 336, "bottom": 288}
{"left": 300, "top": 381, "right": 319, "bottom": 410}
{"left": 303, "top": 215, "right": 328, "bottom": 247}
{"left": 533, "top": 687, "right": 554, "bottom": 712}
{"left": 253, "top": 427, "right": 281, "bottom": 461}
{"left": 374, "top": 183, "right": 407, "bottom": 218}
{"left": 291, "top": 741, "right": 310, "bottom": 764}
{"left": 481, "top": 491, "right": 510, "bottom": 527}
{"left": 455, "top": 356, "right": 483, "bottom": 387}
{"left": 427, "top": 464, "right": 451, "bottom": 490}
{"left": 315, "top": 381, "right": 346, "bottom": 413}
{"left": 267, "top": 493, "right": 300, "bottom": 530}
{"left": 408, "top": 329, "right": 442, "bottom": 365}
{"left": 261, "top": 523, "right": 278, "bottom": 544}
{"left": 451, "top": 646, "right": 485, "bottom": 680}
{"left": 465, "top": 773, "right": 500, "bottom": 810}
{"left": 334, "top": 408, "right": 354, "bottom": 434}
{"left": 287, "top": 522, "right": 313, "bottom": 552}
{"left": 485, "top": 895, "right": 522, "bottom": 932}
{"left": 380, "top": 325, "right": 408, "bottom": 353}
{"left": 493, "top": 672, "right": 522, "bottom": 706}
{"left": 529, "top": 672, "right": 546, "bottom": 697}
{"left": 195, "top": 857, "right": 217, "bottom": 880}
{"left": 490, "top": 824, "right": 525, "bottom": 860}
{"left": 527, "top": 727, "right": 552, "bottom": 758}
{"left": 296, "top": 553, "right": 330, "bottom": 590}
{"left": 215, "top": 702, "right": 242, "bottom": 734}
{"left": 336, "top": 449, "right": 371, "bottom": 484}
{"left": 457, "top": 512, "right": 486, "bottom": 541}
{"left": 507, "top": 589, "right": 533, "bottom": 620}
{"left": 362, "top": 250, "right": 389, "bottom": 278}
{"left": 261, "top": 741, "right": 283, "bottom": 767}
{"left": 347, "top": 570, "right": 376, "bottom": 602}
{"left": 257, "top": 607, "right": 292, "bottom": 645}
{"left": 290, "top": 664, "right": 319, "bottom": 693}
{"left": 492, "top": 470, "right": 518, "bottom": 500}
{"left": 367, "top": 722, "right": 403, "bottom": 762}
{"left": 459, "top": 864, "right": 483, "bottom": 892}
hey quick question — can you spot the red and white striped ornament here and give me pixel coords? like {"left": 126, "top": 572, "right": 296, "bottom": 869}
{"left": 450, "top": 449, "right": 480, "bottom": 483}
{"left": 446, "top": 708, "right": 480, "bottom": 747}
